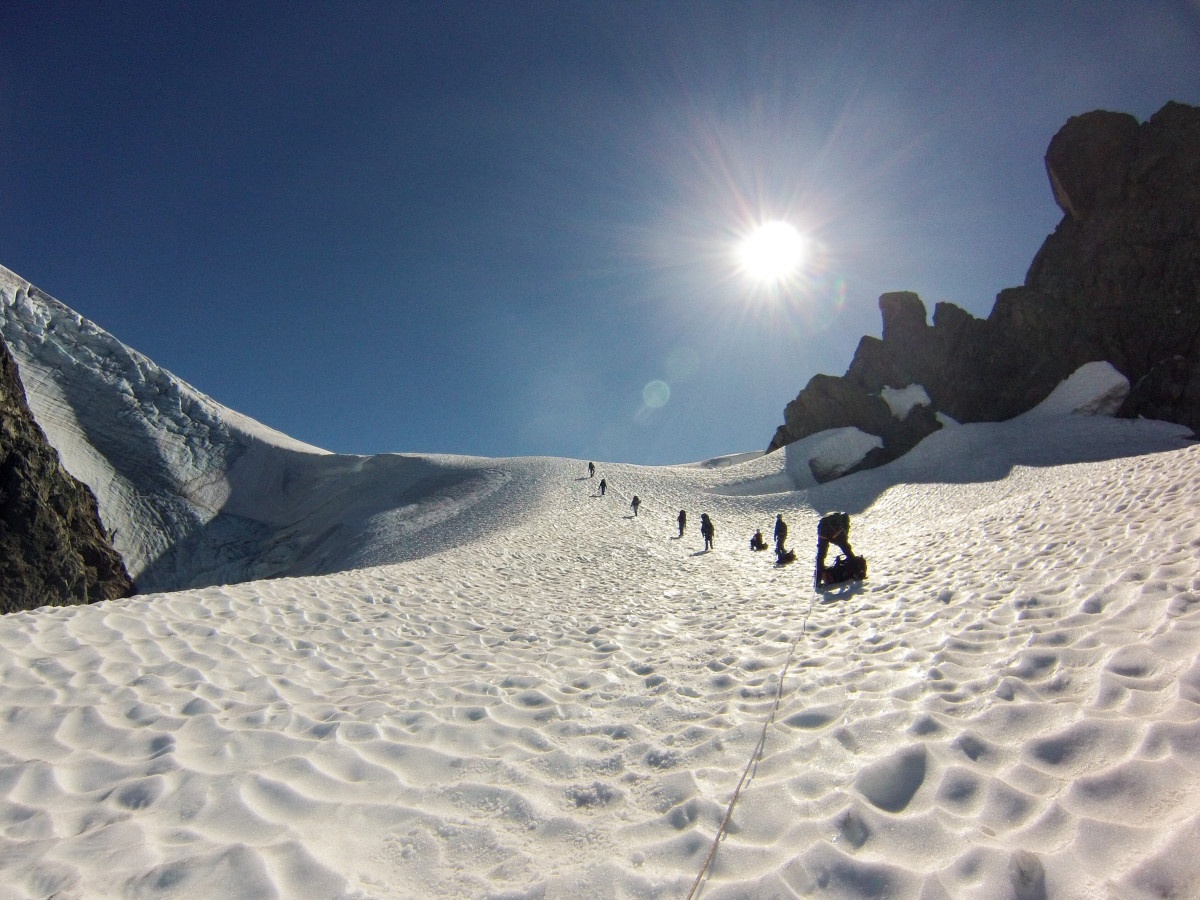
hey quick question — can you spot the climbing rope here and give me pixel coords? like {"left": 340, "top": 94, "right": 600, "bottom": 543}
{"left": 597, "top": 475, "right": 816, "bottom": 897}
{"left": 684, "top": 589, "right": 818, "bottom": 900}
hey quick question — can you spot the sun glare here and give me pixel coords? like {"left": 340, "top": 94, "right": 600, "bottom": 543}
{"left": 738, "top": 221, "right": 808, "bottom": 284}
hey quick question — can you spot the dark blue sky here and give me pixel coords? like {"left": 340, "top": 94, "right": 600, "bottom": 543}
{"left": 3, "top": 2, "right": 1198, "bottom": 464}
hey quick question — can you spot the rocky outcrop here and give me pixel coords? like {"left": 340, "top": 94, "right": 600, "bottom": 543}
{"left": 0, "top": 336, "right": 134, "bottom": 613}
{"left": 767, "top": 367, "right": 943, "bottom": 479}
{"left": 769, "top": 101, "right": 1200, "bottom": 459}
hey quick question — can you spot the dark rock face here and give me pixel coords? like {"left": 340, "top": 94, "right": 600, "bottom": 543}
{"left": 767, "top": 367, "right": 943, "bottom": 478}
{"left": 0, "top": 337, "right": 134, "bottom": 613}
{"left": 1044, "top": 110, "right": 1139, "bottom": 221}
{"left": 768, "top": 101, "right": 1200, "bottom": 458}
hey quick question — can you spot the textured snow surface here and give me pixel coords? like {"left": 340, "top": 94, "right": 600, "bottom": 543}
{"left": 1, "top": 265, "right": 1199, "bottom": 898}
{"left": 2, "top": 437, "right": 1199, "bottom": 899}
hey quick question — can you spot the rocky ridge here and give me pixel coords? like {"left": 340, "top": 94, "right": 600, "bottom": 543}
{"left": 769, "top": 101, "right": 1200, "bottom": 474}
{"left": 0, "top": 336, "right": 133, "bottom": 613}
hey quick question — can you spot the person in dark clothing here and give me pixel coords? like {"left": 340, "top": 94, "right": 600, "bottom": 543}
{"left": 631, "top": 495, "right": 641, "bottom": 517}
{"left": 773, "top": 514, "right": 788, "bottom": 555}
{"left": 700, "top": 513, "right": 715, "bottom": 551}
{"left": 588, "top": 461, "right": 595, "bottom": 478}
{"left": 750, "top": 529, "right": 768, "bottom": 551}
{"left": 815, "top": 511, "right": 854, "bottom": 579}
{"left": 677, "top": 509, "right": 686, "bottom": 538}
{"left": 599, "top": 478, "right": 607, "bottom": 496}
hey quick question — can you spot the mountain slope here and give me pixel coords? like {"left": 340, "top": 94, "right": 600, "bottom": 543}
{"left": 769, "top": 102, "right": 1200, "bottom": 465}
{"left": 0, "top": 414, "right": 1196, "bottom": 897}
{"left": 3, "top": 266, "right": 1192, "bottom": 601}
{"left": 0, "top": 266, "right": 524, "bottom": 593}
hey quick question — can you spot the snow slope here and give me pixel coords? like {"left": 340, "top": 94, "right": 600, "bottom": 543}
{"left": 0, "top": 418, "right": 1197, "bottom": 898}
{"left": 0, "top": 266, "right": 1167, "bottom": 599}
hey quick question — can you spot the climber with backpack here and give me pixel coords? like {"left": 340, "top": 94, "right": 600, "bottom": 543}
{"left": 815, "top": 511, "right": 867, "bottom": 587}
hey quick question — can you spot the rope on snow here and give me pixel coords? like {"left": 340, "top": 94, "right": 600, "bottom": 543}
{"left": 684, "top": 589, "right": 818, "bottom": 900}
{"left": 594, "top": 474, "right": 818, "bottom": 895}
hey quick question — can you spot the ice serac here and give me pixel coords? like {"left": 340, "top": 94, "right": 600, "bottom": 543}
{"left": 768, "top": 101, "right": 1200, "bottom": 467}
{"left": 0, "top": 266, "right": 512, "bottom": 594}
{"left": 0, "top": 335, "right": 133, "bottom": 613}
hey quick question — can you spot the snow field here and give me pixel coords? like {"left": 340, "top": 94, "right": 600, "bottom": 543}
{"left": 1, "top": 439, "right": 1199, "bottom": 898}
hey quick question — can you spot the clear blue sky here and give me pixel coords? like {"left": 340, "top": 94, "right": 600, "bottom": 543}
{"left": 3, "top": 2, "right": 1198, "bottom": 464}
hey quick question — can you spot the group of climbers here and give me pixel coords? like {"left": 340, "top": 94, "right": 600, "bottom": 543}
{"left": 584, "top": 462, "right": 867, "bottom": 587}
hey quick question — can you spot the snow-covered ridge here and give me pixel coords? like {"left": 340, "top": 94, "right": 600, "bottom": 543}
{"left": 0, "top": 266, "right": 515, "bottom": 592}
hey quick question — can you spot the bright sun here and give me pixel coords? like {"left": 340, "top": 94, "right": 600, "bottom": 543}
{"left": 738, "top": 221, "right": 808, "bottom": 284}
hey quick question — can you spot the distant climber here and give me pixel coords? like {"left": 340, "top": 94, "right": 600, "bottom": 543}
{"left": 677, "top": 509, "right": 687, "bottom": 538}
{"left": 773, "top": 514, "right": 788, "bottom": 555}
{"left": 588, "top": 461, "right": 595, "bottom": 478}
{"left": 750, "top": 529, "right": 768, "bottom": 551}
{"left": 700, "top": 513, "right": 715, "bottom": 551}
{"left": 599, "top": 478, "right": 607, "bottom": 496}
{"left": 631, "top": 495, "right": 641, "bottom": 517}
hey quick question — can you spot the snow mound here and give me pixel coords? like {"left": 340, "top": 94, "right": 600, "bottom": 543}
{"left": 719, "top": 362, "right": 1145, "bottom": 499}
{"left": 1022, "top": 360, "right": 1129, "bottom": 418}
{"left": 804, "top": 426, "right": 883, "bottom": 482}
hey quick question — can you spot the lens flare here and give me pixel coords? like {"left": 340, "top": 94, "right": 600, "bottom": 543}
{"left": 642, "top": 380, "right": 671, "bottom": 409}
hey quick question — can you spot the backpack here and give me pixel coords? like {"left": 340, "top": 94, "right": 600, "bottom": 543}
{"left": 823, "top": 554, "right": 867, "bottom": 585}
